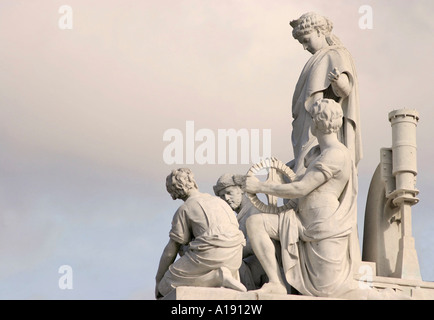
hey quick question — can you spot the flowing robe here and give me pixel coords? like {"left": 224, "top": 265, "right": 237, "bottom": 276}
{"left": 279, "top": 146, "right": 360, "bottom": 297}
{"left": 291, "top": 45, "right": 362, "bottom": 176}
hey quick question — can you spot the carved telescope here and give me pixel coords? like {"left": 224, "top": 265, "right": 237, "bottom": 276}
{"left": 388, "top": 109, "right": 419, "bottom": 206}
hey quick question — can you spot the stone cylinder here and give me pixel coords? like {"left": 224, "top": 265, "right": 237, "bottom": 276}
{"left": 388, "top": 109, "right": 419, "bottom": 193}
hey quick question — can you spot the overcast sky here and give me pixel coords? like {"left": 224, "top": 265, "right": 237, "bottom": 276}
{"left": 0, "top": 0, "right": 433, "bottom": 299}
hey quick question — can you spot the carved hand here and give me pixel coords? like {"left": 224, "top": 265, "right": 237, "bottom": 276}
{"left": 328, "top": 67, "right": 341, "bottom": 82}
{"left": 244, "top": 175, "right": 262, "bottom": 194}
{"left": 328, "top": 67, "right": 351, "bottom": 97}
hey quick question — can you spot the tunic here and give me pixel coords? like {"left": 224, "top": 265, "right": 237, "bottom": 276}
{"left": 159, "top": 193, "right": 245, "bottom": 295}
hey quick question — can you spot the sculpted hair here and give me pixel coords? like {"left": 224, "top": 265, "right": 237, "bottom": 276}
{"left": 311, "top": 99, "right": 343, "bottom": 134}
{"left": 290, "top": 12, "right": 342, "bottom": 46}
{"left": 166, "top": 168, "right": 198, "bottom": 200}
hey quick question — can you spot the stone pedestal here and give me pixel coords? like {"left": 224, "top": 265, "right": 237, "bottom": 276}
{"left": 163, "top": 275, "right": 434, "bottom": 300}
{"left": 162, "top": 286, "right": 340, "bottom": 300}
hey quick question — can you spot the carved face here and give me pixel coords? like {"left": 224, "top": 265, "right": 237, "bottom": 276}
{"left": 218, "top": 186, "right": 244, "bottom": 212}
{"left": 298, "top": 30, "right": 327, "bottom": 54}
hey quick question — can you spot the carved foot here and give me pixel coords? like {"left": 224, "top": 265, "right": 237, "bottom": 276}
{"left": 368, "top": 287, "right": 412, "bottom": 300}
{"left": 252, "top": 282, "right": 287, "bottom": 295}
{"left": 220, "top": 267, "right": 247, "bottom": 292}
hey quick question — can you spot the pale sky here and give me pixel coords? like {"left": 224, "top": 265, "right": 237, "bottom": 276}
{"left": 0, "top": 0, "right": 433, "bottom": 299}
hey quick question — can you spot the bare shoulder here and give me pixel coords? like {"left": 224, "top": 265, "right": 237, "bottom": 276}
{"left": 322, "top": 145, "right": 350, "bottom": 163}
